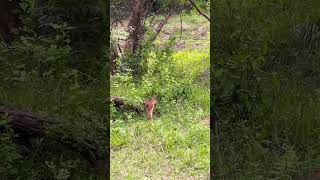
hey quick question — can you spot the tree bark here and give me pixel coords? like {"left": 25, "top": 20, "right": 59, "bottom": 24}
{"left": 149, "top": 11, "right": 173, "bottom": 42}
{"left": 188, "top": 0, "right": 210, "bottom": 22}
{"left": 0, "top": 106, "right": 104, "bottom": 169}
{"left": 125, "top": 0, "right": 145, "bottom": 53}
{"left": 0, "top": 0, "right": 20, "bottom": 43}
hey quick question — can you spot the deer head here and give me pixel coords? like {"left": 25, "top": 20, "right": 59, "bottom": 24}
{"left": 144, "top": 96, "right": 157, "bottom": 120}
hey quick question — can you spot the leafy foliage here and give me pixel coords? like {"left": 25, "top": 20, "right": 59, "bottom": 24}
{"left": 213, "top": 0, "right": 320, "bottom": 179}
{"left": 0, "top": 0, "right": 107, "bottom": 179}
{"left": 0, "top": 116, "right": 22, "bottom": 178}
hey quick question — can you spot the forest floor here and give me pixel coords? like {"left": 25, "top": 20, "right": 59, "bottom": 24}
{"left": 110, "top": 13, "right": 210, "bottom": 179}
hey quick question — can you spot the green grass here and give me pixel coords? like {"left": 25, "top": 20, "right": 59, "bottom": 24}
{"left": 110, "top": 50, "right": 210, "bottom": 178}
{"left": 111, "top": 105, "right": 209, "bottom": 179}
{"left": 211, "top": 0, "right": 320, "bottom": 178}
{"left": 214, "top": 70, "right": 320, "bottom": 179}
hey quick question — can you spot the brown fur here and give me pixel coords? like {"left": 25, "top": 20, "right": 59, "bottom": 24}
{"left": 144, "top": 96, "right": 157, "bottom": 120}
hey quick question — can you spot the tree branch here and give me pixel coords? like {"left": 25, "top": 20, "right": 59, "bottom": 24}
{"left": 188, "top": 0, "right": 210, "bottom": 22}
{"left": 149, "top": 11, "right": 173, "bottom": 42}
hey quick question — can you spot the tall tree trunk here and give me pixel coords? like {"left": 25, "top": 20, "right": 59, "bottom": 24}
{"left": 0, "top": 0, "right": 20, "bottom": 43}
{"left": 125, "top": 0, "right": 145, "bottom": 53}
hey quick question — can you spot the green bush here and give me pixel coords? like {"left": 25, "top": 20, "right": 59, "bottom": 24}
{"left": 0, "top": 115, "right": 22, "bottom": 178}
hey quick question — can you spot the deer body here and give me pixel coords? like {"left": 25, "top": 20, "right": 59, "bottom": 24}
{"left": 144, "top": 96, "right": 157, "bottom": 120}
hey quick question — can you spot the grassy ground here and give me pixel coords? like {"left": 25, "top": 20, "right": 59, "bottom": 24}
{"left": 111, "top": 14, "right": 210, "bottom": 179}
{"left": 155, "top": 13, "right": 210, "bottom": 50}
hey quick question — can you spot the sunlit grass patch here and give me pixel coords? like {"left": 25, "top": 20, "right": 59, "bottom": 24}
{"left": 111, "top": 104, "right": 209, "bottom": 179}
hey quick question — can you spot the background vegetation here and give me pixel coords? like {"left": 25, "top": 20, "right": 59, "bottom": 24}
{"left": 0, "top": 0, "right": 107, "bottom": 179}
{"left": 213, "top": 0, "right": 320, "bottom": 179}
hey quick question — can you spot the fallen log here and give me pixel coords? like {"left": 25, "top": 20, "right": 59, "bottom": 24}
{"left": 110, "top": 96, "right": 161, "bottom": 118}
{"left": 0, "top": 106, "right": 46, "bottom": 146}
{"left": 111, "top": 96, "right": 144, "bottom": 115}
{"left": 0, "top": 106, "right": 106, "bottom": 172}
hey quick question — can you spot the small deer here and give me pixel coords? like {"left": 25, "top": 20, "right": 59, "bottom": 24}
{"left": 144, "top": 96, "right": 157, "bottom": 120}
